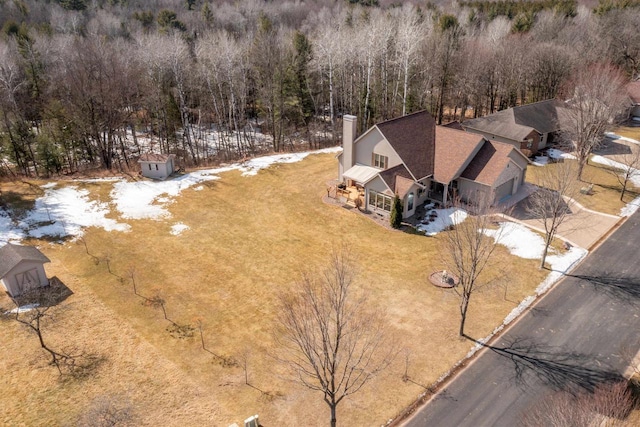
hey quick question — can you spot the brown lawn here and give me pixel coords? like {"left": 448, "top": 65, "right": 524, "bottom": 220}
{"left": 1, "top": 152, "right": 550, "bottom": 426}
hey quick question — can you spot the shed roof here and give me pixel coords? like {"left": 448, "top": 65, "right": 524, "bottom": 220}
{"left": 376, "top": 110, "right": 435, "bottom": 180}
{"left": 138, "top": 153, "right": 175, "bottom": 163}
{"left": 0, "top": 243, "right": 50, "bottom": 278}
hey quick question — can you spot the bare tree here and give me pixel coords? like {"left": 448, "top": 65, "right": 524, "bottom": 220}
{"left": 559, "top": 63, "right": 629, "bottom": 180}
{"left": 605, "top": 147, "right": 640, "bottom": 201}
{"left": 526, "top": 161, "right": 579, "bottom": 269}
{"left": 77, "top": 394, "right": 134, "bottom": 427}
{"left": 441, "top": 195, "right": 502, "bottom": 337}
{"left": 521, "top": 380, "right": 636, "bottom": 427}
{"left": 275, "top": 249, "right": 394, "bottom": 427}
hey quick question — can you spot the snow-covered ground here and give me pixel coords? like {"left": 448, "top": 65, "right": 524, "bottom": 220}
{"left": 170, "top": 223, "right": 189, "bottom": 235}
{"left": 590, "top": 154, "right": 640, "bottom": 186}
{"left": 605, "top": 132, "right": 640, "bottom": 145}
{"left": 547, "top": 148, "right": 576, "bottom": 160}
{"left": 0, "top": 147, "right": 341, "bottom": 242}
{"left": 416, "top": 206, "right": 468, "bottom": 236}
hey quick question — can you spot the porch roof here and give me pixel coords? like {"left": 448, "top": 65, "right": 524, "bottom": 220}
{"left": 342, "top": 164, "right": 380, "bottom": 185}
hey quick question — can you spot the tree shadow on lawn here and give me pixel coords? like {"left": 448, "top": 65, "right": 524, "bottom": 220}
{"left": 467, "top": 336, "right": 624, "bottom": 396}
{"left": 567, "top": 273, "right": 640, "bottom": 308}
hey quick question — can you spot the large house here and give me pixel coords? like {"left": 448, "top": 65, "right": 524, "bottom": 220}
{"left": 460, "top": 99, "right": 563, "bottom": 156}
{"left": 337, "top": 111, "right": 529, "bottom": 219}
{"left": 0, "top": 243, "right": 51, "bottom": 297}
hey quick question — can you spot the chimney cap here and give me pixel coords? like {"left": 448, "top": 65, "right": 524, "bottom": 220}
{"left": 343, "top": 114, "right": 357, "bottom": 121}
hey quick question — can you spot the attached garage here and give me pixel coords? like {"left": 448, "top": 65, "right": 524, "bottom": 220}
{"left": 494, "top": 178, "right": 515, "bottom": 203}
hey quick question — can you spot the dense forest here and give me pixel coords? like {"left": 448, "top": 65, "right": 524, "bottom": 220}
{"left": 0, "top": 0, "right": 639, "bottom": 177}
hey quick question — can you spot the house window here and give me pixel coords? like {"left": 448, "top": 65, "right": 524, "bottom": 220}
{"left": 155, "top": 164, "right": 159, "bottom": 170}
{"left": 148, "top": 164, "right": 152, "bottom": 170}
{"left": 372, "top": 153, "right": 388, "bottom": 169}
{"left": 368, "top": 190, "right": 392, "bottom": 212}
{"left": 526, "top": 138, "right": 533, "bottom": 149}
{"left": 407, "top": 193, "right": 414, "bottom": 211}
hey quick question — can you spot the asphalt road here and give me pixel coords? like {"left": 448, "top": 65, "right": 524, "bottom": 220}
{"left": 405, "top": 211, "right": 640, "bottom": 427}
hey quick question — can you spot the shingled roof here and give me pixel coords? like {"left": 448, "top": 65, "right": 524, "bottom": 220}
{"left": 376, "top": 110, "right": 435, "bottom": 180}
{"left": 462, "top": 99, "right": 562, "bottom": 142}
{"left": 461, "top": 140, "right": 516, "bottom": 186}
{"left": 0, "top": 243, "right": 50, "bottom": 278}
{"left": 379, "top": 164, "right": 416, "bottom": 197}
{"left": 434, "top": 127, "right": 485, "bottom": 184}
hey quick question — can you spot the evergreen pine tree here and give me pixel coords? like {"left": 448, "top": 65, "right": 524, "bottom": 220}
{"left": 390, "top": 195, "right": 403, "bottom": 229}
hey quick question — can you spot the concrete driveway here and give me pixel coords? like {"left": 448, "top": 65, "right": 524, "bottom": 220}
{"left": 508, "top": 195, "right": 620, "bottom": 250}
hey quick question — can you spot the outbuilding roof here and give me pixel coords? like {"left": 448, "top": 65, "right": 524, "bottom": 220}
{"left": 138, "top": 153, "right": 176, "bottom": 163}
{"left": 0, "top": 243, "right": 50, "bottom": 278}
{"left": 627, "top": 81, "right": 640, "bottom": 105}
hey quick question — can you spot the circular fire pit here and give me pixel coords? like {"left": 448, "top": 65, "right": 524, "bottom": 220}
{"left": 429, "top": 270, "right": 459, "bottom": 288}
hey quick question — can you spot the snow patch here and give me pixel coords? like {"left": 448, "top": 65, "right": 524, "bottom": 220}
{"left": 20, "top": 186, "right": 130, "bottom": 239}
{"left": 547, "top": 148, "right": 576, "bottom": 160}
{"left": 532, "top": 156, "right": 549, "bottom": 166}
{"left": 5, "top": 303, "right": 40, "bottom": 314}
{"left": 41, "top": 182, "right": 57, "bottom": 189}
{"left": 621, "top": 195, "right": 640, "bottom": 217}
{"left": 193, "top": 185, "right": 204, "bottom": 191}
{"left": 416, "top": 207, "right": 468, "bottom": 236}
{"left": 0, "top": 209, "right": 25, "bottom": 244}
{"left": 590, "top": 155, "right": 640, "bottom": 187}
{"left": 170, "top": 223, "right": 189, "bottom": 236}
{"left": 484, "top": 222, "right": 547, "bottom": 259}
{"left": 605, "top": 132, "right": 640, "bottom": 145}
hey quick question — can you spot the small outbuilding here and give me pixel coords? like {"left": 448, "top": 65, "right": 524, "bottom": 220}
{"left": 0, "top": 243, "right": 51, "bottom": 297}
{"left": 139, "top": 153, "right": 176, "bottom": 180}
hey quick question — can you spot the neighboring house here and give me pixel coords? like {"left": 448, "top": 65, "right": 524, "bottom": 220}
{"left": 460, "top": 99, "right": 564, "bottom": 156}
{"left": 0, "top": 243, "right": 51, "bottom": 297}
{"left": 139, "top": 153, "right": 176, "bottom": 180}
{"left": 627, "top": 81, "right": 640, "bottom": 120}
{"left": 337, "top": 111, "right": 529, "bottom": 219}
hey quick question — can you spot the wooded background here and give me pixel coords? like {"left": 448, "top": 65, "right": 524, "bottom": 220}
{"left": 0, "top": 0, "right": 638, "bottom": 176}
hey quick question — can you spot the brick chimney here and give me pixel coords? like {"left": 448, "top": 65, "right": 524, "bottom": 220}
{"left": 342, "top": 115, "right": 357, "bottom": 170}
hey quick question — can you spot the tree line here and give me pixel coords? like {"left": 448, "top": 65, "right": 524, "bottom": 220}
{"left": 0, "top": 0, "right": 639, "bottom": 177}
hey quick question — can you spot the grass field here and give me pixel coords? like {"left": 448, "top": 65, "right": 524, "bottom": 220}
{"left": 526, "top": 159, "right": 640, "bottom": 216}
{"left": 2, "top": 152, "right": 552, "bottom": 426}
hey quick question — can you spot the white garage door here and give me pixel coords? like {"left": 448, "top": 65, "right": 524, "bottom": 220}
{"left": 494, "top": 179, "right": 514, "bottom": 202}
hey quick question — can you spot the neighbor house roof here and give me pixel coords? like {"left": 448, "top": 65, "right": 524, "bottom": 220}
{"left": 434, "top": 127, "right": 485, "bottom": 184}
{"left": 376, "top": 110, "right": 435, "bottom": 180}
{"left": 461, "top": 140, "right": 516, "bottom": 186}
{"left": 138, "top": 153, "right": 176, "bottom": 163}
{"left": 627, "top": 81, "right": 640, "bottom": 105}
{"left": 0, "top": 243, "right": 50, "bottom": 278}
{"left": 462, "top": 99, "right": 562, "bottom": 142}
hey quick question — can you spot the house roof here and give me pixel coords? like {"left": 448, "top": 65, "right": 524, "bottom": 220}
{"left": 627, "top": 81, "right": 640, "bottom": 105}
{"left": 343, "top": 164, "right": 380, "bottom": 185}
{"left": 462, "top": 99, "right": 562, "bottom": 142}
{"left": 460, "top": 140, "right": 516, "bottom": 186}
{"left": 376, "top": 110, "right": 435, "bottom": 180}
{"left": 442, "top": 121, "right": 465, "bottom": 130}
{"left": 138, "top": 153, "right": 175, "bottom": 163}
{"left": 434, "top": 127, "right": 485, "bottom": 184}
{"left": 379, "top": 164, "right": 415, "bottom": 197}
{"left": 0, "top": 243, "right": 50, "bottom": 278}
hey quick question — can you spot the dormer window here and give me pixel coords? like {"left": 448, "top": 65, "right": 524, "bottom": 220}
{"left": 373, "top": 153, "right": 388, "bottom": 169}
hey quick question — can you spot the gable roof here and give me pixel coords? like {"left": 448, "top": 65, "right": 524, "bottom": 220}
{"left": 0, "top": 243, "right": 50, "bottom": 278}
{"left": 434, "top": 127, "right": 485, "bottom": 184}
{"left": 379, "top": 164, "right": 416, "bottom": 197}
{"left": 461, "top": 140, "right": 517, "bottom": 186}
{"left": 462, "top": 99, "right": 562, "bottom": 142}
{"left": 138, "top": 153, "right": 175, "bottom": 163}
{"left": 376, "top": 110, "right": 435, "bottom": 180}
